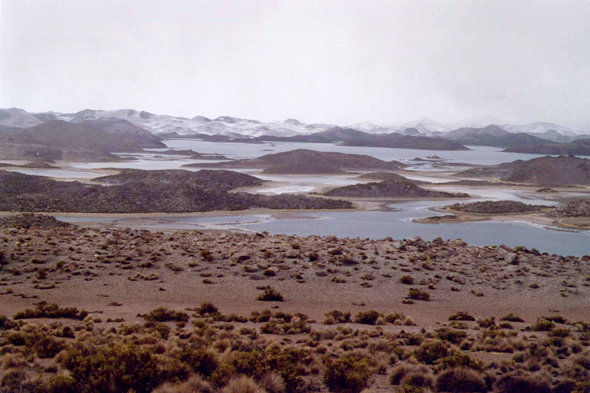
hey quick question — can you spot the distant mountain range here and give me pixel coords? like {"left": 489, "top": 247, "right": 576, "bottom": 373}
{"left": 2, "top": 107, "right": 589, "bottom": 138}
{"left": 1, "top": 108, "right": 590, "bottom": 154}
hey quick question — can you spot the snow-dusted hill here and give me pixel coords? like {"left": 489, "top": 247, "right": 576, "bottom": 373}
{"left": 0, "top": 108, "right": 43, "bottom": 128}
{"left": 41, "top": 109, "right": 335, "bottom": 137}
{"left": 503, "top": 122, "right": 578, "bottom": 136}
{"left": 2, "top": 108, "right": 589, "bottom": 140}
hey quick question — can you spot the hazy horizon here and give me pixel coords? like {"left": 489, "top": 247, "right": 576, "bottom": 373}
{"left": 2, "top": 0, "right": 590, "bottom": 129}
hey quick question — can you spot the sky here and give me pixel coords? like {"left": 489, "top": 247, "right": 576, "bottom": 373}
{"left": 1, "top": 0, "right": 590, "bottom": 128}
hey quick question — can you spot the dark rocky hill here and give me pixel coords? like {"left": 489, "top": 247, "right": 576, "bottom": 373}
{"left": 356, "top": 172, "right": 415, "bottom": 182}
{"left": 21, "top": 120, "right": 164, "bottom": 151}
{"left": 311, "top": 127, "right": 376, "bottom": 142}
{"left": 262, "top": 162, "right": 346, "bottom": 175}
{"left": 448, "top": 201, "right": 547, "bottom": 214}
{"left": 547, "top": 200, "right": 590, "bottom": 218}
{"left": 184, "top": 149, "right": 406, "bottom": 171}
{"left": 441, "top": 125, "right": 557, "bottom": 148}
{"left": 94, "top": 169, "right": 264, "bottom": 190}
{"left": 503, "top": 139, "right": 590, "bottom": 155}
{"left": 340, "top": 133, "right": 469, "bottom": 151}
{"left": 322, "top": 179, "right": 469, "bottom": 198}
{"left": 0, "top": 119, "right": 164, "bottom": 161}
{"left": 456, "top": 155, "right": 590, "bottom": 185}
{"left": 0, "top": 170, "right": 352, "bottom": 213}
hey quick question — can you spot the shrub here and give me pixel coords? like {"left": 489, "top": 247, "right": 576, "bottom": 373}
{"left": 354, "top": 310, "right": 381, "bottom": 325}
{"left": 13, "top": 302, "right": 88, "bottom": 320}
{"left": 449, "top": 311, "right": 475, "bottom": 321}
{"left": 529, "top": 318, "right": 555, "bottom": 331}
{"left": 0, "top": 315, "right": 18, "bottom": 330}
{"left": 477, "top": 317, "right": 496, "bottom": 329}
{"left": 58, "top": 342, "right": 169, "bottom": 393}
{"left": 35, "top": 336, "right": 67, "bottom": 358}
{"left": 258, "top": 372, "right": 286, "bottom": 393}
{"left": 323, "top": 353, "right": 375, "bottom": 393}
{"left": 500, "top": 313, "right": 524, "bottom": 323}
{"left": 435, "top": 368, "right": 488, "bottom": 393}
{"left": 407, "top": 288, "right": 430, "bottom": 301}
{"left": 440, "top": 351, "right": 484, "bottom": 372}
{"left": 435, "top": 328, "right": 467, "bottom": 345}
{"left": 144, "top": 307, "right": 189, "bottom": 323}
{"left": 179, "top": 348, "right": 219, "bottom": 377}
{"left": 400, "top": 275, "right": 414, "bottom": 285}
{"left": 389, "top": 365, "right": 429, "bottom": 385}
{"left": 46, "top": 374, "right": 78, "bottom": 393}
{"left": 220, "top": 376, "right": 264, "bottom": 393}
{"left": 1, "top": 368, "right": 27, "bottom": 390}
{"left": 543, "top": 314, "right": 568, "bottom": 324}
{"left": 401, "top": 372, "right": 433, "bottom": 389}
{"left": 257, "top": 287, "right": 284, "bottom": 302}
{"left": 325, "top": 310, "right": 351, "bottom": 324}
{"left": 494, "top": 374, "right": 551, "bottom": 393}
{"left": 196, "top": 302, "right": 219, "bottom": 316}
{"left": 153, "top": 375, "right": 213, "bottom": 393}
{"left": 413, "top": 340, "right": 449, "bottom": 364}
{"left": 200, "top": 249, "right": 214, "bottom": 262}
{"left": 385, "top": 312, "right": 406, "bottom": 324}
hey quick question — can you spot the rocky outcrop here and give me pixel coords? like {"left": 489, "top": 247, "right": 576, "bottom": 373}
{"left": 322, "top": 179, "right": 469, "bottom": 198}
{"left": 447, "top": 201, "right": 547, "bottom": 214}
{"left": 184, "top": 149, "right": 406, "bottom": 171}
{"left": 0, "top": 170, "right": 352, "bottom": 213}
{"left": 0, "top": 213, "right": 73, "bottom": 229}
{"left": 503, "top": 139, "right": 590, "bottom": 155}
{"left": 356, "top": 172, "right": 414, "bottom": 182}
{"left": 262, "top": 162, "right": 346, "bottom": 175}
{"left": 94, "top": 169, "right": 264, "bottom": 190}
{"left": 547, "top": 200, "right": 590, "bottom": 218}
{"left": 340, "top": 133, "right": 469, "bottom": 151}
{"left": 156, "top": 149, "right": 230, "bottom": 160}
{"left": 0, "top": 119, "right": 165, "bottom": 161}
{"left": 456, "top": 156, "right": 590, "bottom": 185}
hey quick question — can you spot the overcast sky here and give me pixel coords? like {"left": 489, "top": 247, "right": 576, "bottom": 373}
{"left": 1, "top": 0, "right": 590, "bottom": 128}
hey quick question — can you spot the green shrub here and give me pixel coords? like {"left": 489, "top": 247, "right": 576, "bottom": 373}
{"left": 196, "top": 302, "right": 219, "bottom": 316}
{"left": 35, "top": 336, "right": 67, "bottom": 358}
{"left": 449, "top": 311, "right": 475, "bottom": 321}
{"left": 0, "top": 315, "right": 18, "bottom": 330}
{"left": 529, "top": 318, "right": 555, "bottom": 332}
{"left": 401, "top": 372, "right": 433, "bottom": 389}
{"left": 200, "top": 249, "right": 214, "bottom": 261}
{"left": 494, "top": 374, "right": 551, "bottom": 393}
{"left": 435, "top": 328, "right": 467, "bottom": 345}
{"left": 257, "top": 287, "right": 284, "bottom": 302}
{"left": 323, "top": 353, "right": 375, "bottom": 393}
{"left": 354, "top": 310, "right": 380, "bottom": 325}
{"left": 413, "top": 340, "right": 449, "bottom": 365}
{"left": 46, "top": 374, "right": 79, "bottom": 393}
{"left": 439, "top": 351, "right": 484, "bottom": 372}
{"left": 389, "top": 365, "right": 430, "bottom": 385}
{"left": 13, "top": 302, "right": 88, "bottom": 320}
{"left": 407, "top": 288, "right": 430, "bottom": 301}
{"left": 179, "top": 348, "right": 219, "bottom": 377}
{"left": 477, "top": 317, "right": 496, "bottom": 329}
{"left": 435, "top": 367, "right": 488, "bottom": 393}
{"left": 325, "top": 310, "right": 351, "bottom": 324}
{"left": 143, "top": 307, "right": 189, "bottom": 323}
{"left": 500, "top": 313, "right": 524, "bottom": 323}
{"left": 58, "top": 342, "right": 169, "bottom": 393}
{"left": 542, "top": 314, "right": 568, "bottom": 324}
{"left": 400, "top": 275, "right": 414, "bottom": 285}
{"left": 385, "top": 312, "right": 406, "bottom": 324}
